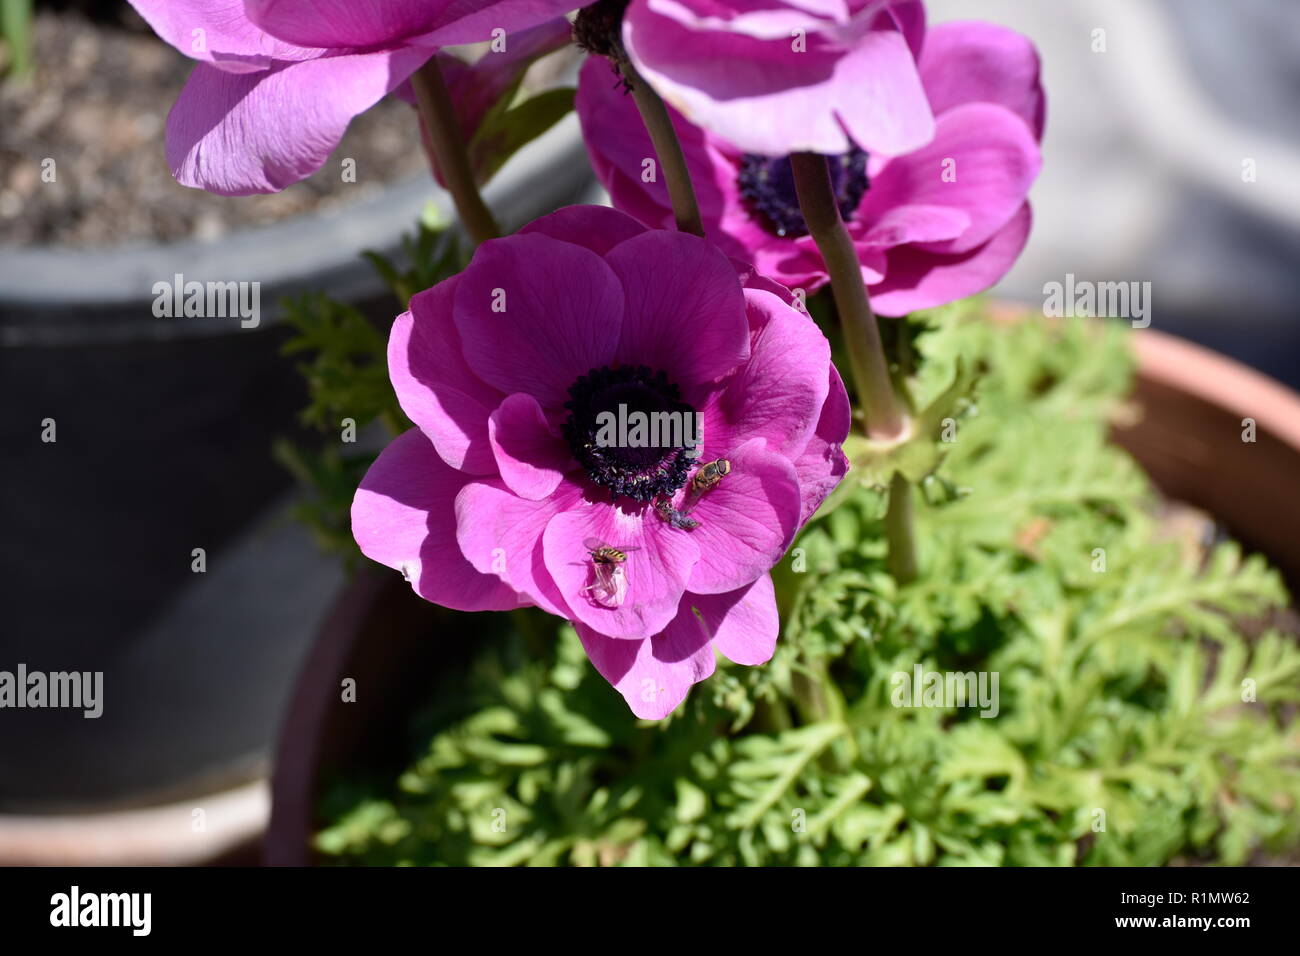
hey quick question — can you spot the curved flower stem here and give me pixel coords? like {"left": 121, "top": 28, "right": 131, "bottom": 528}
{"left": 792, "top": 154, "right": 918, "bottom": 585}
{"left": 884, "top": 471, "right": 919, "bottom": 585}
{"left": 410, "top": 57, "right": 501, "bottom": 246}
{"left": 789, "top": 152, "right": 907, "bottom": 441}
{"left": 620, "top": 59, "right": 705, "bottom": 237}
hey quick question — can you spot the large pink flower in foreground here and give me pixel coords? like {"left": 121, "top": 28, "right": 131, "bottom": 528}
{"left": 127, "top": 0, "right": 585, "bottom": 195}
{"left": 621, "top": 0, "right": 935, "bottom": 157}
{"left": 352, "top": 206, "right": 850, "bottom": 718}
{"left": 580, "top": 19, "right": 1044, "bottom": 314}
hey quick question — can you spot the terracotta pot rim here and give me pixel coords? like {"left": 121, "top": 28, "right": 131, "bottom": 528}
{"left": 264, "top": 568, "right": 392, "bottom": 867}
{"left": 1131, "top": 328, "right": 1300, "bottom": 450}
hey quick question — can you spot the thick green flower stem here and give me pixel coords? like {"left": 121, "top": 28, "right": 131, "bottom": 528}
{"left": 885, "top": 470, "right": 919, "bottom": 585}
{"left": 789, "top": 152, "right": 907, "bottom": 442}
{"left": 620, "top": 59, "right": 706, "bottom": 238}
{"left": 410, "top": 57, "right": 501, "bottom": 246}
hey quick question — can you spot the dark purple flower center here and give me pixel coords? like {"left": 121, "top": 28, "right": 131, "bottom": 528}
{"left": 562, "top": 364, "right": 698, "bottom": 503}
{"left": 737, "top": 147, "right": 870, "bottom": 238}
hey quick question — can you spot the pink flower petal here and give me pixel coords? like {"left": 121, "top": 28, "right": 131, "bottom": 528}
{"left": 858, "top": 102, "right": 1040, "bottom": 256}
{"left": 391, "top": 277, "right": 504, "bottom": 475}
{"left": 574, "top": 573, "right": 779, "bottom": 718}
{"left": 411, "top": 0, "right": 597, "bottom": 49}
{"left": 126, "top": 0, "right": 320, "bottom": 71}
{"left": 919, "top": 20, "right": 1046, "bottom": 140}
{"left": 543, "top": 503, "right": 701, "bottom": 640}
{"left": 576, "top": 56, "right": 841, "bottom": 292}
{"left": 352, "top": 428, "right": 524, "bottom": 612}
{"left": 856, "top": 203, "right": 970, "bottom": 248}
{"left": 452, "top": 233, "right": 625, "bottom": 408}
{"left": 681, "top": 437, "right": 802, "bottom": 594}
{"left": 697, "top": 574, "right": 779, "bottom": 666}
{"left": 656, "top": 0, "right": 851, "bottom": 37}
{"left": 870, "top": 202, "right": 1033, "bottom": 315}
{"left": 624, "top": 3, "right": 933, "bottom": 156}
{"left": 733, "top": 258, "right": 802, "bottom": 301}
{"left": 605, "top": 231, "right": 751, "bottom": 391}
{"left": 455, "top": 478, "right": 583, "bottom": 617}
{"left": 241, "top": 0, "right": 455, "bottom": 49}
{"left": 792, "top": 365, "right": 851, "bottom": 525}
{"left": 575, "top": 58, "right": 730, "bottom": 233}
{"left": 829, "top": 24, "right": 937, "bottom": 157}
{"left": 244, "top": 0, "right": 583, "bottom": 50}
{"left": 165, "top": 49, "right": 429, "bottom": 195}
{"left": 701, "top": 288, "right": 831, "bottom": 458}
{"left": 623, "top": 7, "right": 844, "bottom": 155}
{"left": 575, "top": 617, "right": 715, "bottom": 720}
{"left": 885, "top": 0, "right": 927, "bottom": 60}
{"left": 518, "top": 203, "right": 649, "bottom": 257}
{"left": 488, "top": 393, "right": 572, "bottom": 500}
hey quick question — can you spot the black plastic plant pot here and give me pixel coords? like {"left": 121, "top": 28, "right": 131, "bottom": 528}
{"left": 0, "top": 121, "right": 593, "bottom": 857}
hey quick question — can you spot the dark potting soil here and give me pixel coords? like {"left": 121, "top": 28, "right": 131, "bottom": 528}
{"left": 0, "top": 5, "right": 428, "bottom": 249}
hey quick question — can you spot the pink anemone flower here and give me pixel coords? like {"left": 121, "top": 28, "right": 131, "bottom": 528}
{"left": 351, "top": 205, "right": 850, "bottom": 718}
{"left": 127, "top": 0, "right": 586, "bottom": 195}
{"left": 578, "top": 19, "right": 1044, "bottom": 314}
{"left": 620, "top": 0, "right": 935, "bottom": 158}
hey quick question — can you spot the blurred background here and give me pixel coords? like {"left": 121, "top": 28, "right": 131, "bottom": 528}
{"left": 940, "top": 0, "right": 1300, "bottom": 384}
{"left": 0, "top": 0, "right": 1296, "bottom": 864}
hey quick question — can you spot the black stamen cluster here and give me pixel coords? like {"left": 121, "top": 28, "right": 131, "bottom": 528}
{"left": 562, "top": 364, "right": 697, "bottom": 503}
{"left": 737, "top": 147, "right": 871, "bottom": 238}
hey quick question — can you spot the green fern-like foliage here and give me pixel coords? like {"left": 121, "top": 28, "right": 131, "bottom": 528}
{"left": 315, "top": 308, "right": 1300, "bottom": 866}
{"left": 272, "top": 226, "right": 462, "bottom": 561}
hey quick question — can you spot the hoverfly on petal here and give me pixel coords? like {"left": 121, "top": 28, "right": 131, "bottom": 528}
{"left": 654, "top": 498, "right": 700, "bottom": 531}
{"left": 583, "top": 538, "right": 638, "bottom": 608}
{"left": 692, "top": 458, "right": 731, "bottom": 492}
